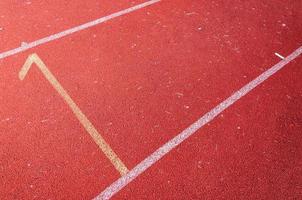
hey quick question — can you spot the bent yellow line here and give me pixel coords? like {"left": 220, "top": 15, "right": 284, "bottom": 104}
{"left": 19, "top": 53, "right": 129, "bottom": 176}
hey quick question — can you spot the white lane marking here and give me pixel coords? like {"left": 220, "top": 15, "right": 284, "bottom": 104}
{"left": 94, "top": 46, "right": 302, "bottom": 200}
{"left": 275, "top": 52, "right": 285, "bottom": 60}
{"left": 0, "top": 0, "right": 161, "bottom": 60}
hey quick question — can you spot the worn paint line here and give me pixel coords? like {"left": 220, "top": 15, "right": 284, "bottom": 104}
{"left": 19, "top": 53, "right": 129, "bottom": 176}
{"left": 0, "top": 0, "right": 161, "bottom": 60}
{"left": 94, "top": 46, "right": 302, "bottom": 199}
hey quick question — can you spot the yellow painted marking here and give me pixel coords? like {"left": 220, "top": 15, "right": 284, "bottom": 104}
{"left": 19, "top": 53, "right": 129, "bottom": 176}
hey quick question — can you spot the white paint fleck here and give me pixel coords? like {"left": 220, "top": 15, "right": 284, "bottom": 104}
{"left": 185, "top": 12, "right": 198, "bottom": 16}
{"left": 21, "top": 42, "right": 28, "bottom": 47}
{"left": 175, "top": 92, "right": 184, "bottom": 97}
{"left": 1, "top": 118, "right": 11, "bottom": 122}
{"left": 197, "top": 161, "right": 202, "bottom": 168}
{"left": 275, "top": 52, "right": 285, "bottom": 60}
{"left": 41, "top": 119, "right": 49, "bottom": 123}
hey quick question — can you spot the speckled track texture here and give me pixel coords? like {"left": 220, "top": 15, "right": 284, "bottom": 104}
{"left": 0, "top": 0, "right": 301, "bottom": 199}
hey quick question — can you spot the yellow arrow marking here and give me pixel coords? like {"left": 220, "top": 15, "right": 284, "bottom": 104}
{"left": 19, "top": 53, "right": 129, "bottom": 176}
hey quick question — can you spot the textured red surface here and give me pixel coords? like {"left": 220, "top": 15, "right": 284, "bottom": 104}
{"left": 0, "top": 0, "right": 145, "bottom": 52}
{"left": 0, "top": 0, "right": 301, "bottom": 199}
{"left": 115, "top": 57, "right": 302, "bottom": 200}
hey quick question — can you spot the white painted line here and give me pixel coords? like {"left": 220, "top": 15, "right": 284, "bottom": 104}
{"left": 0, "top": 0, "right": 161, "bottom": 60}
{"left": 275, "top": 52, "right": 285, "bottom": 60}
{"left": 94, "top": 46, "right": 302, "bottom": 200}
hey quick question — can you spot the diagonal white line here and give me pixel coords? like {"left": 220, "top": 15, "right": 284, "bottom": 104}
{"left": 0, "top": 0, "right": 161, "bottom": 60}
{"left": 94, "top": 46, "right": 302, "bottom": 200}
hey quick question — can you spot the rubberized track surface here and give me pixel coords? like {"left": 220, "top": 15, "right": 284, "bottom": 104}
{"left": 0, "top": 0, "right": 301, "bottom": 199}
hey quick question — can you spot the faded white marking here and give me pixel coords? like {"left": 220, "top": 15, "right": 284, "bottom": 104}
{"left": 94, "top": 46, "right": 302, "bottom": 200}
{"left": 0, "top": 0, "right": 161, "bottom": 60}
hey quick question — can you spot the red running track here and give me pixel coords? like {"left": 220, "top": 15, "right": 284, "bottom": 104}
{"left": 0, "top": 0, "right": 301, "bottom": 199}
